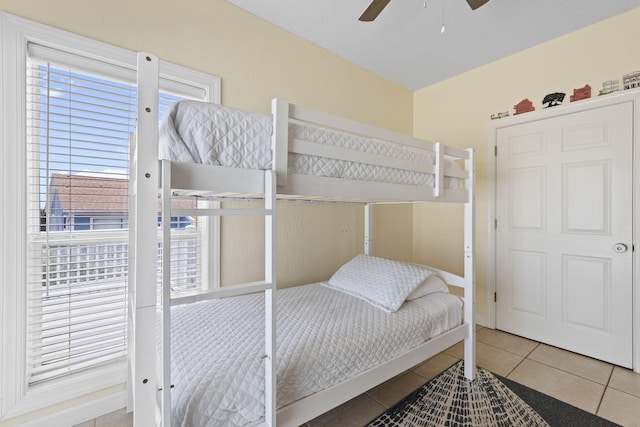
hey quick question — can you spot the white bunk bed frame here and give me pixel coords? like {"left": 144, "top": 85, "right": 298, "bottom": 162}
{"left": 129, "top": 53, "right": 476, "bottom": 427}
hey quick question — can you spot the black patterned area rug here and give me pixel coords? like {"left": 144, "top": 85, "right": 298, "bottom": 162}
{"left": 366, "top": 361, "right": 620, "bottom": 427}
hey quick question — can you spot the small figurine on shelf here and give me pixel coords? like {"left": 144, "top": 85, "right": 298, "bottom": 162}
{"left": 490, "top": 111, "right": 510, "bottom": 120}
{"left": 542, "top": 92, "right": 565, "bottom": 108}
{"left": 514, "top": 98, "right": 535, "bottom": 115}
{"left": 599, "top": 80, "right": 619, "bottom": 96}
{"left": 570, "top": 84, "right": 591, "bottom": 102}
{"left": 623, "top": 71, "right": 640, "bottom": 90}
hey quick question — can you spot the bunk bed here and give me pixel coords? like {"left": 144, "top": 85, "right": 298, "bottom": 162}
{"left": 129, "top": 53, "right": 476, "bottom": 427}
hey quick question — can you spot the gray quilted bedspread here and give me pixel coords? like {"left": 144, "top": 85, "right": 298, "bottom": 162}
{"left": 159, "top": 100, "right": 460, "bottom": 188}
{"left": 169, "top": 283, "right": 462, "bottom": 426}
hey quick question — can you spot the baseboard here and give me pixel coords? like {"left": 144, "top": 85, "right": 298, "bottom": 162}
{"left": 475, "top": 314, "right": 489, "bottom": 328}
{"left": 11, "top": 391, "right": 127, "bottom": 427}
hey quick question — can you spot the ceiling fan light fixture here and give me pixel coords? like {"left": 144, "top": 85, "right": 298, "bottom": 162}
{"left": 359, "top": 0, "right": 490, "bottom": 22}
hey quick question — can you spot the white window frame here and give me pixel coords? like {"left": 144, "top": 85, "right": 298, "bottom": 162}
{"left": 0, "top": 13, "right": 220, "bottom": 422}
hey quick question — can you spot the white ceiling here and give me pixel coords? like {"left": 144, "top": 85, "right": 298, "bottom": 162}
{"left": 226, "top": 0, "right": 640, "bottom": 90}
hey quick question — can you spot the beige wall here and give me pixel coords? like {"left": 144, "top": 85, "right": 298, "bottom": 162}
{"left": 0, "top": 0, "right": 412, "bottom": 423}
{"left": 413, "top": 7, "right": 640, "bottom": 322}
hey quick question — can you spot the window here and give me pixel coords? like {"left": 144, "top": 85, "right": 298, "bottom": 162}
{"left": 26, "top": 48, "right": 213, "bottom": 384}
{"left": 1, "top": 13, "right": 220, "bottom": 418}
{"left": 73, "top": 216, "right": 91, "bottom": 231}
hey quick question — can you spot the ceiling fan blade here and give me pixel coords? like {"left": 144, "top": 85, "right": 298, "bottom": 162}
{"left": 466, "top": 0, "right": 489, "bottom": 10}
{"left": 359, "top": 0, "right": 392, "bottom": 21}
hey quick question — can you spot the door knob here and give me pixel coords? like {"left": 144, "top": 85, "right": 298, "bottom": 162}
{"left": 613, "top": 243, "right": 628, "bottom": 253}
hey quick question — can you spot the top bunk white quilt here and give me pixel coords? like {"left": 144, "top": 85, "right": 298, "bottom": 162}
{"left": 159, "top": 100, "right": 460, "bottom": 188}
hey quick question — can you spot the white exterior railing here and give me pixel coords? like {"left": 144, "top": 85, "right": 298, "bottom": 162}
{"left": 26, "top": 228, "right": 203, "bottom": 384}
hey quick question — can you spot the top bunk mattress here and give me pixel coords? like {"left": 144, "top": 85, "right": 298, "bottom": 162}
{"left": 159, "top": 100, "right": 461, "bottom": 189}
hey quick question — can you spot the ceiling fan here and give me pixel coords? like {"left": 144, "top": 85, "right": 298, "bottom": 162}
{"left": 359, "top": 0, "right": 490, "bottom": 22}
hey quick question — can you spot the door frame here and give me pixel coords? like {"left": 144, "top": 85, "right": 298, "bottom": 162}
{"left": 486, "top": 88, "right": 640, "bottom": 373}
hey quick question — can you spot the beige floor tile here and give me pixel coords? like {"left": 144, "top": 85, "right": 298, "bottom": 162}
{"left": 476, "top": 328, "right": 539, "bottom": 357}
{"left": 95, "top": 408, "right": 133, "bottom": 427}
{"left": 443, "top": 340, "right": 464, "bottom": 358}
{"left": 412, "top": 352, "right": 459, "bottom": 381}
{"left": 508, "top": 359, "right": 605, "bottom": 413}
{"left": 597, "top": 387, "right": 640, "bottom": 427}
{"left": 366, "top": 371, "right": 426, "bottom": 408}
{"left": 307, "top": 393, "right": 385, "bottom": 426}
{"left": 446, "top": 340, "right": 524, "bottom": 377}
{"left": 609, "top": 366, "right": 640, "bottom": 398}
{"left": 73, "top": 422, "right": 95, "bottom": 427}
{"left": 528, "top": 344, "right": 613, "bottom": 385}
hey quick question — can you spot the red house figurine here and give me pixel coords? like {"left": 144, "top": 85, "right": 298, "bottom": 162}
{"left": 514, "top": 98, "right": 535, "bottom": 115}
{"left": 570, "top": 84, "right": 591, "bottom": 102}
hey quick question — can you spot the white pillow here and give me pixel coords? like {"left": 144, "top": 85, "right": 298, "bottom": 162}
{"left": 406, "top": 274, "right": 449, "bottom": 300}
{"left": 323, "top": 254, "right": 433, "bottom": 312}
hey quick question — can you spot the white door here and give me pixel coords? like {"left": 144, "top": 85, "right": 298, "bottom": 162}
{"left": 496, "top": 102, "right": 633, "bottom": 368}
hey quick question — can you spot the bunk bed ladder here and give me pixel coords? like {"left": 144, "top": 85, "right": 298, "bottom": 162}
{"left": 159, "top": 163, "right": 277, "bottom": 426}
{"left": 135, "top": 52, "right": 278, "bottom": 426}
{"left": 159, "top": 164, "right": 278, "bottom": 427}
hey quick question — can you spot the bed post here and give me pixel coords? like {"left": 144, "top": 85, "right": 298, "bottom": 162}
{"left": 160, "top": 160, "right": 172, "bottom": 424}
{"left": 264, "top": 169, "right": 277, "bottom": 426}
{"left": 131, "top": 52, "right": 160, "bottom": 426}
{"left": 434, "top": 142, "right": 444, "bottom": 198}
{"left": 364, "top": 204, "right": 373, "bottom": 255}
{"left": 129, "top": 53, "right": 158, "bottom": 426}
{"left": 266, "top": 99, "right": 282, "bottom": 426}
{"left": 272, "top": 98, "right": 289, "bottom": 186}
{"left": 463, "top": 148, "right": 476, "bottom": 381}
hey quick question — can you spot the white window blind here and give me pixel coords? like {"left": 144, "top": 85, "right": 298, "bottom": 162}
{"left": 25, "top": 44, "right": 208, "bottom": 384}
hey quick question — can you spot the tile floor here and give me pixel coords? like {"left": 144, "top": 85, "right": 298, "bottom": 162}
{"left": 77, "top": 327, "right": 640, "bottom": 426}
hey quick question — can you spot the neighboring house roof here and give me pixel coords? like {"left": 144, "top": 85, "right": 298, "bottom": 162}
{"left": 48, "top": 173, "right": 195, "bottom": 213}
{"left": 49, "top": 173, "right": 129, "bottom": 213}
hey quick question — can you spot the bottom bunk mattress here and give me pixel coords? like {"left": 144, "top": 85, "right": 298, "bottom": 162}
{"left": 169, "top": 282, "right": 463, "bottom": 426}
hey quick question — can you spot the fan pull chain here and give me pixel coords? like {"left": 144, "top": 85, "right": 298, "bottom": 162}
{"left": 441, "top": 0, "right": 446, "bottom": 33}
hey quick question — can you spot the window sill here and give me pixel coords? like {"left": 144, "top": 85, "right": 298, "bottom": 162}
{"left": 1, "top": 360, "right": 127, "bottom": 421}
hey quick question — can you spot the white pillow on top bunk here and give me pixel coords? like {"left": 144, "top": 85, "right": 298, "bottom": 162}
{"left": 324, "top": 254, "right": 446, "bottom": 312}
